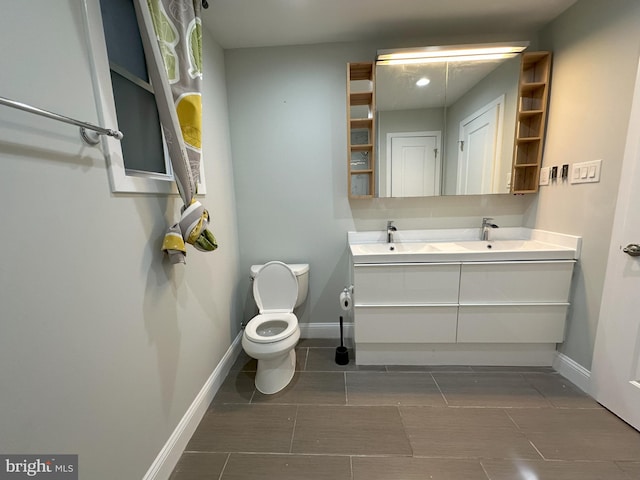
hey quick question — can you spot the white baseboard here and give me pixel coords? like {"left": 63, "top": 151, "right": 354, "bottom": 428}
{"left": 299, "top": 321, "right": 354, "bottom": 343}
{"left": 553, "top": 351, "right": 591, "bottom": 393}
{"left": 142, "top": 332, "right": 244, "bottom": 480}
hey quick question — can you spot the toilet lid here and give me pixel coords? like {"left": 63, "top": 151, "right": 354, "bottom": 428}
{"left": 253, "top": 261, "right": 298, "bottom": 312}
{"left": 244, "top": 313, "right": 298, "bottom": 344}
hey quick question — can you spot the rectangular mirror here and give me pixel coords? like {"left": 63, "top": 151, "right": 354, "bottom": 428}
{"left": 376, "top": 43, "right": 528, "bottom": 197}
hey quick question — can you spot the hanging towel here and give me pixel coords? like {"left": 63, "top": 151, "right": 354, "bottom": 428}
{"left": 162, "top": 200, "right": 218, "bottom": 264}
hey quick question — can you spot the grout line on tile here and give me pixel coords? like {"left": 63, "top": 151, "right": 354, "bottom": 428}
{"left": 430, "top": 372, "right": 449, "bottom": 406}
{"left": 503, "top": 409, "right": 522, "bottom": 430}
{"left": 216, "top": 453, "right": 231, "bottom": 480}
{"left": 445, "top": 405, "right": 551, "bottom": 409}
{"left": 218, "top": 451, "right": 412, "bottom": 458}
{"left": 349, "top": 456, "right": 354, "bottom": 480}
{"left": 394, "top": 405, "right": 415, "bottom": 457}
{"left": 528, "top": 439, "right": 547, "bottom": 460}
{"left": 288, "top": 405, "right": 299, "bottom": 454}
{"left": 478, "top": 459, "right": 494, "bottom": 480}
{"left": 503, "top": 409, "right": 546, "bottom": 460}
{"left": 344, "top": 372, "right": 349, "bottom": 405}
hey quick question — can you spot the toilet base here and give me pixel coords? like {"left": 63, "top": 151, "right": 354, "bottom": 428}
{"left": 255, "top": 349, "right": 296, "bottom": 394}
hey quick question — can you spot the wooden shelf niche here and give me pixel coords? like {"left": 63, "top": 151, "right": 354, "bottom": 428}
{"left": 347, "top": 62, "right": 376, "bottom": 198}
{"left": 511, "top": 52, "right": 552, "bottom": 194}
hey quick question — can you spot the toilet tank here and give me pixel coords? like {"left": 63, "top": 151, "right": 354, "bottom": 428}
{"left": 250, "top": 263, "right": 309, "bottom": 308}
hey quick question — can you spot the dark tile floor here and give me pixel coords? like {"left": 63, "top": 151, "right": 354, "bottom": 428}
{"left": 171, "top": 340, "right": 640, "bottom": 479}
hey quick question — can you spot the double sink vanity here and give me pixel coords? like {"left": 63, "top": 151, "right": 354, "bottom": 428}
{"left": 348, "top": 225, "right": 581, "bottom": 366}
{"left": 346, "top": 43, "right": 576, "bottom": 366}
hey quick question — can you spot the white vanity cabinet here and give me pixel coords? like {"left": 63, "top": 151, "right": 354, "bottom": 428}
{"left": 457, "top": 261, "right": 574, "bottom": 343}
{"left": 353, "top": 263, "right": 460, "bottom": 343}
{"left": 352, "top": 258, "right": 575, "bottom": 365}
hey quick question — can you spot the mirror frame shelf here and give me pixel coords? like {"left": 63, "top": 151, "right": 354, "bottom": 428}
{"left": 346, "top": 46, "right": 552, "bottom": 199}
{"left": 511, "top": 51, "right": 552, "bottom": 194}
{"left": 347, "top": 62, "right": 376, "bottom": 199}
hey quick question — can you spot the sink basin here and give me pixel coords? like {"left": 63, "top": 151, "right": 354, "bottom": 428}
{"left": 350, "top": 239, "right": 578, "bottom": 263}
{"left": 452, "top": 240, "right": 556, "bottom": 251}
{"left": 349, "top": 242, "right": 441, "bottom": 257}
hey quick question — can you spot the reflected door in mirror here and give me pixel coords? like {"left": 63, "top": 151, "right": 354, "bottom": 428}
{"left": 456, "top": 96, "right": 505, "bottom": 194}
{"left": 387, "top": 132, "right": 441, "bottom": 197}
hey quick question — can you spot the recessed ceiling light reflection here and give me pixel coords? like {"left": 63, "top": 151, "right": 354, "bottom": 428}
{"left": 416, "top": 77, "right": 431, "bottom": 87}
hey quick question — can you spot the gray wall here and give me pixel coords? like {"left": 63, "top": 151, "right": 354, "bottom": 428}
{"left": 526, "top": 0, "right": 640, "bottom": 369}
{"left": 0, "top": 2, "right": 241, "bottom": 478}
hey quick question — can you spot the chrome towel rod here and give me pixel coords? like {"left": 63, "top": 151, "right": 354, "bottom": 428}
{"left": 0, "top": 95, "right": 123, "bottom": 145}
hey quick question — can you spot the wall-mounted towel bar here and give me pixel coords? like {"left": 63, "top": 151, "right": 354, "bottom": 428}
{"left": 0, "top": 96, "right": 123, "bottom": 145}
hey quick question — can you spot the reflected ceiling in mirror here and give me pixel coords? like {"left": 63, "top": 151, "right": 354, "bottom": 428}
{"left": 375, "top": 42, "right": 529, "bottom": 198}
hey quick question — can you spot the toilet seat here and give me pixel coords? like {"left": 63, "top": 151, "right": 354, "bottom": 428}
{"left": 246, "top": 262, "right": 300, "bottom": 345}
{"left": 253, "top": 261, "right": 298, "bottom": 313}
{"left": 244, "top": 313, "right": 298, "bottom": 344}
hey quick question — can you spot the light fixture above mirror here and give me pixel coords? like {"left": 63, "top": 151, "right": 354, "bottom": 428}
{"left": 376, "top": 41, "right": 530, "bottom": 65}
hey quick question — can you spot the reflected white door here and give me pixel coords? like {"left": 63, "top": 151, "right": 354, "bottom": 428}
{"left": 457, "top": 96, "right": 504, "bottom": 195}
{"left": 389, "top": 133, "right": 440, "bottom": 197}
{"left": 590, "top": 60, "right": 640, "bottom": 432}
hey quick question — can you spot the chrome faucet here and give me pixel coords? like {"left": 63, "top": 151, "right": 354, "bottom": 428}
{"left": 481, "top": 217, "right": 499, "bottom": 241}
{"left": 387, "top": 220, "right": 397, "bottom": 243}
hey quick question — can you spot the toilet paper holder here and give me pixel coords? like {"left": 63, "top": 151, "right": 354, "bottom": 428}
{"left": 340, "top": 286, "right": 353, "bottom": 311}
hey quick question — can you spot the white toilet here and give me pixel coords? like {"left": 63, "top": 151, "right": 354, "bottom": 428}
{"left": 242, "top": 261, "right": 309, "bottom": 394}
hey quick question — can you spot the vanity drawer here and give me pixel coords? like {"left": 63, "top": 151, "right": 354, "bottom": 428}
{"left": 355, "top": 305, "right": 458, "bottom": 343}
{"left": 354, "top": 263, "right": 461, "bottom": 305}
{"left": 457, "top": 304, "right": 567, "bottom": 343}
{"left": 459, "top": 261, "right": 574, "bottom": 304}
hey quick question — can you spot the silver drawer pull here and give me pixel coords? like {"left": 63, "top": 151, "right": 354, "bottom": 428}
{"left": 623, "top": 244, "right": 640, "bottom": 256}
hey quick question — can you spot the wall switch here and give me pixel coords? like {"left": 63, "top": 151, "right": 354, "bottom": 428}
{"left": 551, "top": 166, "right": 558, "bottom": 180}
{"left": 573, "top": 166, "right": 580, "bottom": 180}
{"left": 539, "top": 167, "right": 550, "bottom": 186}
{"left": 561, "top": 164, "right": 569, "bottom": 180}
{"left": 571, "top": 160, "right": 602, "bottom": 184}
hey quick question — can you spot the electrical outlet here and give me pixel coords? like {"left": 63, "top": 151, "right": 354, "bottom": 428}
{"left": 539, "top": 167, "right": 550, "bottom": 186}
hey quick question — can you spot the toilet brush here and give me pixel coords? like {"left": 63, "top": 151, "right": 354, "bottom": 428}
{"left": 335, "top": 316, "right": 349, "bottom": 365}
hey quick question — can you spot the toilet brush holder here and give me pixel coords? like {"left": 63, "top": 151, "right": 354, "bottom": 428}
{"left": 335, "top": 316, "right": 350, "bottom": 365}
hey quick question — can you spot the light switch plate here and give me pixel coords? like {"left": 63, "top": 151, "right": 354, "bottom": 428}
{"left": 539, "top": 166, "right": 550, "bottom": 186}
{"left": 571, "top": 160, "right": 602, "bottom": 184}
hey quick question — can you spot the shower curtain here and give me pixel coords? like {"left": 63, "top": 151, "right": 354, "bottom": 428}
{"left": 134, "top": 0, "right": 217, "bottom": 264}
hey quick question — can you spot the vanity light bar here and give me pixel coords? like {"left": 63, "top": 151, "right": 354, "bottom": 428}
{"left": 377, "top": 53, "right": 521, "bottom": 65}
{"left": 376, "top": 41, "right": 529, "bottom": 65}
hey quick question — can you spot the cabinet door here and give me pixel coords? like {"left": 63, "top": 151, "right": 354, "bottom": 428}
{"left": 459, "top": 261, "right": 574, "bottom": 304}
{"left": 354, "top": 263, "right": 460, "bottom": 305}
{"left": 457, "top": 304, "right": 567, "bottom": 343}
{"left": 355, "top": 306, "right": 458, "bottom": 343}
